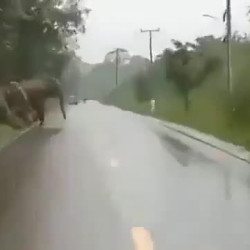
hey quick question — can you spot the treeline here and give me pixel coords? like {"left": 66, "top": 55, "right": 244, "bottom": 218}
{"left": 134, "top": 36, "right": 223, "bottom": 108}
{"left": 0, "top": 0, "right": 89, "bottom": 84}
{"left": 135, "top": 34, "right": 250, "bottom": 121}
{"left": 78, "top": 54, "right": 149, "bottom": 101}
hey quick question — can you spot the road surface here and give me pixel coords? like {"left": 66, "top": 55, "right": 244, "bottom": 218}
{"left": 0, "top": 101, "right": 250, "bottom": 250}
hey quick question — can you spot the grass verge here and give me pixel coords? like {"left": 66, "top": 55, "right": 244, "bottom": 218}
{"left": 0, "top": 125, "right": 22, "bottom": 150}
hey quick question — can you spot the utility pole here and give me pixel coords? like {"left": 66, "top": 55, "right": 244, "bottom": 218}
{"left": 140, "top": 28, "right": 160, "bottom": 63}
{"left": 115, "top": 48, "right": 119, "bottom": 87}
{"left": 107, "top": 48, "right": 128, "bottom": 87}
{"left": 108, "top": 48, "right": 121, "bottom": 87}
{"left": 203, "top": 7, "right": 233, "bottom": 95}
{"left": 226, "top": 0, "right": 233, "bottom": 94}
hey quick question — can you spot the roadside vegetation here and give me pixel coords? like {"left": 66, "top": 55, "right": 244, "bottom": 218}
{"left": 0, "top": 125, "right": 20, "bottom": 150}
{"left": 106, "top": 34, "right": 250, "bottom": 150}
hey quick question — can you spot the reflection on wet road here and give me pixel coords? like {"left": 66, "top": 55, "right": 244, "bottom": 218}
{"left": 159, "top": 134, "right": 213, "bottom": 167}
{"left": 0, "top": 101, "right": 250, "bottom": 250}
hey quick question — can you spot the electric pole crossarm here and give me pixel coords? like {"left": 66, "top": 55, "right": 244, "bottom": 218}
{"left": 140, "top": 28, "right": 160, "bottom": 33}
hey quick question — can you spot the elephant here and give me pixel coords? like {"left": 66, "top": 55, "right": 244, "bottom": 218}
{"left": 19, "top": 78, "right": 66, "bottom": 126}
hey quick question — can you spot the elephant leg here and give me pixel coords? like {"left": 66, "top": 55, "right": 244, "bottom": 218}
{"left": 32, "top": 101, "right": 45, "bottom": 126}
{"left": 38, "top": 104, "right": 45, "bottom": 126}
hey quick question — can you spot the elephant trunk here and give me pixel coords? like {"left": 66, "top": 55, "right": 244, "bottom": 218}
{"left": 58, "top": 87, "right": 66, "bottom": 120}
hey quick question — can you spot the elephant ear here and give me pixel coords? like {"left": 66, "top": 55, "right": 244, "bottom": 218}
{"left": 9, "top": 81, "right": 31, "bottom": 108}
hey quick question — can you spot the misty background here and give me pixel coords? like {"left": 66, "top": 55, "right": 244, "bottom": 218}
{"left": 77, "top": 0, "right": 249, "bottom": 63}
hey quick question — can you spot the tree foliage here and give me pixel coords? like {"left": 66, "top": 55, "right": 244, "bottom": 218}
{"left": 164, "top": 39, "right": 221, "bottom": 111}
{"left": 0, "top": 0, "right": 88, "bottom": 84}
{"left": 134, "top": 70, "right": 152, "bottom": 103}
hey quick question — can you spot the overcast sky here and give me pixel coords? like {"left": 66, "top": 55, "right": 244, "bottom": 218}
{"left": 76, "top": 0, "right": 250, "bottom": 63}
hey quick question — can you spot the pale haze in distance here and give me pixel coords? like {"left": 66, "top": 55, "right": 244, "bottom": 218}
{"left": 77, "top": 0, "right": 250, "bottom": 63}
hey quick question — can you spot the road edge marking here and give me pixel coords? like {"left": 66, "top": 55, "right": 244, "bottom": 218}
{"left": 161, "top": 122, "right": 250, "bottom": 164}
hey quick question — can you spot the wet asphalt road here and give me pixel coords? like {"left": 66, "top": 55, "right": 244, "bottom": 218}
{"left": 1, "top": 101, "right": 250, "bottom": 250}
